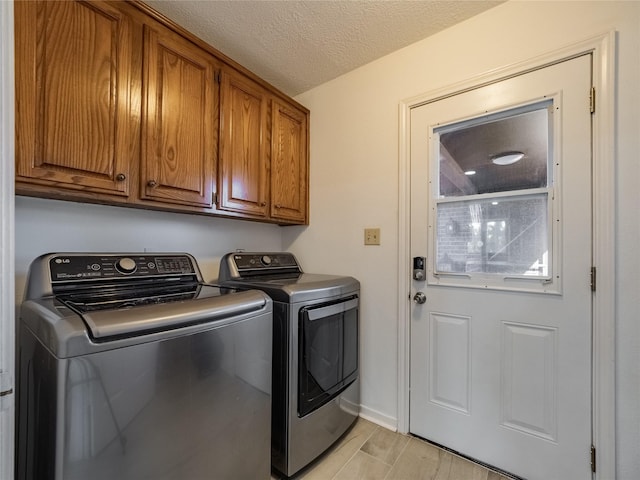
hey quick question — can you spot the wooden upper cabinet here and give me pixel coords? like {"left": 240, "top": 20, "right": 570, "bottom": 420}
{"left": 271, "top": 99, "right": 309, "bottom": 224}
{"left": 15, "top": 0, "right": 309, "bottom": 224}
{"left": 15, "top": 0, "right": 135, "bottom": 196}
{"left": 218, "top": 68, "right": 270, "bottom": 218}
{"left": 141, "top": 23, "right": 218, "bottom": 208}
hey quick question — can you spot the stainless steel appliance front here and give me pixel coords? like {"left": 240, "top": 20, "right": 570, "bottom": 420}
{"left": 218, "top": 252, "right": 360, "bottom": 477}
{"left": 17, "top": 253, "right": 273, "bottom": 480}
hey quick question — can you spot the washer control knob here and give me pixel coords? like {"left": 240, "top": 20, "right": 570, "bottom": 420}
{"left": 261, "top": 255, "right": 272, "bottom": 266}
{"left": 116, "top": 257, "right": 137, "bottom": 274}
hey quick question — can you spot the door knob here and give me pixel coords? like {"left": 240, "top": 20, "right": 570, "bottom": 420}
{"left": 413, "top": 292, "right": 426, "bottom": 304}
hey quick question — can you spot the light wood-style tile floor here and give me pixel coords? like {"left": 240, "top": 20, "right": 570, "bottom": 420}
{"left": 273, "top": 418, "right": 513, "bottom": 480}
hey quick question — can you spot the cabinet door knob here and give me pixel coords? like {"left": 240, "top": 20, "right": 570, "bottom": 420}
{"left": 275, "top": 204, "right": 282, "bottom": 209}
{"left": 147, "top": 180, "right": 157, "bottom": 188}
{"left": 115, "top": 173, "right": 126, "bottom": 182}
{"left": 260, "top": 202, "right": 266, "bottom": 206}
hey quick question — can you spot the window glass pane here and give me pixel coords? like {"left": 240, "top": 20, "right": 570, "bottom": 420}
{"left": 437, "top": 102, "right": 551, "bottom": 197}
{"left": 436, "top": 194, "right": 549, "bottom": 277}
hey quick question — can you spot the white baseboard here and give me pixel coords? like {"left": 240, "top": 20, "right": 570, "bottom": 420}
{"left": 358, "top": 404, "right": 397, "bottom": 432}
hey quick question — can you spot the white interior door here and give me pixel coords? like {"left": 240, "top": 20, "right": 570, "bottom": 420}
{"left": 409, "top": 55, "right": 593, "bottom": 479}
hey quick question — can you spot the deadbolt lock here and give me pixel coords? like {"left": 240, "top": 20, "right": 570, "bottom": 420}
{"left": 413, "top": 256, "right": 426, "bottom": 281}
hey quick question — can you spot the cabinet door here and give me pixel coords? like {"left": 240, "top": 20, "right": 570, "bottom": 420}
{"left": 15, "top": 0, "right": 134, "bottom": 196}
{"left": 141, "top": 24, "right": 217, "bottom": 208}
{"left": 219, "top": 69, "right": 269, "bottom": 217}
{"left": 271, "top": 100, "right": 309, "bottom": 224}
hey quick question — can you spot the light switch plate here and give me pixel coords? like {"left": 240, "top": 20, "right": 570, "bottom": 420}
{"left": 364, "top": 228, "right": 380, "bottom": 245}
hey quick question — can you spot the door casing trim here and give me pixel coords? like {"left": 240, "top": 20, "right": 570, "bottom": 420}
{"left": 397, "top": 31, "right": 616, "bottom": 480}
{"left": 0, "top": 2, "right": 15, "bottom": 480}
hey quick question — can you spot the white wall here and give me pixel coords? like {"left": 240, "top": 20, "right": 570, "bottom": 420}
{"left": 287, "top": 1, "right": 640, "bottom": 477}
{"left": 15, "top": 197, "right": 284, "bottom": 303}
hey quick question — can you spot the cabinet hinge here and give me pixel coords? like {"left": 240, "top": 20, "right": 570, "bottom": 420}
{"left": 590, "top": 266, "right": 597, "bottom": 292}
{"left": 590, "top": 86, "right": 596, "bottom": 114}
{"left": 213, "top": 192, "right": 218, "bottom": 205}
{"left": 591, "top": 444, "right": 596, "bottom": 473}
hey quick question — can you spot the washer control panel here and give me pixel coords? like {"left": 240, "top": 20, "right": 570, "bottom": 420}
{"left": 49, "top": 254, "right": 196, "bottom": 282}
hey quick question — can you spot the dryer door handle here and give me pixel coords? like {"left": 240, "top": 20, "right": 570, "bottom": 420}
{"left": 306, "top": 297, "right": 359, "bottom": 321}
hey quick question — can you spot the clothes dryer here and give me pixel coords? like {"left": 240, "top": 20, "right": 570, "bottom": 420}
{"left": 218, "top": 252, "right": 360, "bottom": 477}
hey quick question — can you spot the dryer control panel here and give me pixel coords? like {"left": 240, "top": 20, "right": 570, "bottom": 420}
{"left": 221, "top": 252, "right": 301, "bottom": 279}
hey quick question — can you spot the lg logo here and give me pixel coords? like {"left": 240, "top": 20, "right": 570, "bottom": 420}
{"left": 54, "top": 258, "right": 70, "bottom": 264}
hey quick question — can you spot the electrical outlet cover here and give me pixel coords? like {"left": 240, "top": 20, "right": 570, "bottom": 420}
{"left": 364, "top": 228, "right": 380, "bottom": 245}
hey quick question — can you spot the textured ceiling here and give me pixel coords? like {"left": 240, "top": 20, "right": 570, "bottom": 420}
{"left": 144, "top": 0, "right": 504, "bottom": 96}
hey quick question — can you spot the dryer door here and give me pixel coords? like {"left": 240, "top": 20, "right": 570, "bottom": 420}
{"left": 297, "top": 296, "right": 358, "bottom": 417}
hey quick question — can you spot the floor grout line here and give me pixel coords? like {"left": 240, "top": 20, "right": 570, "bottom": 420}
{"left": 381, "top": 435, "right": 412, "bottom": 480}
{"left": 330, "top": 423, "right": 380, "bottom": 480}
{"left": 357, "top": 447, "right": 394, "bottom": 466}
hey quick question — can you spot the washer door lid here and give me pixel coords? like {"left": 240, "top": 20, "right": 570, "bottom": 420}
{"left": 82, "top": 293, "right": 267, "bottom": 339}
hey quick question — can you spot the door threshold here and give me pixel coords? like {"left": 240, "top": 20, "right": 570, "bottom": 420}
{"left": 409, "top": 434, "right": 526, "bottom": 480}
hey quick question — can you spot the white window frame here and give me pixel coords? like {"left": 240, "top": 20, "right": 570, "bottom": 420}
{"left": 427, "top": 97, "right": 561, "bottom": 294}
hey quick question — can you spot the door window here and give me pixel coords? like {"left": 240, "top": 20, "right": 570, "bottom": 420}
{"left": 431, "top": 101, "right": 557, "bottom": 289}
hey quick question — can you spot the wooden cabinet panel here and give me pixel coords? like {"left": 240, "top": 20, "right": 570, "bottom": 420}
{"left": 141, "top": 24, "right": 218, "bottom": 208}
{"left": 271, "top": 99, "right": 308, "bottom": 223}
{"left": 15, "top": 0, "right": 135, "bottom": 195}
{"left": 219, "top": 69, "right": 269, "bottom": 217}
{"left": 15, "top": 0, "right": 309, "bottom": 224}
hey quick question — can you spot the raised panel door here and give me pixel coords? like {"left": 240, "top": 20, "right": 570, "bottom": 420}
{"left": 271, "top": 100, "right": 308, "bottom": 224}
{"left": 409, "top": 56, "right": 593, "bottom": 479}
{"left": 141, "top": 23, "right": 217, "bottom": 208}
{"left": 219, "top": 69, "right": 269, "bottom": 217}
{"left": 15, "top": 0, "right": 135, "bottom": 196}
